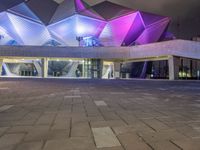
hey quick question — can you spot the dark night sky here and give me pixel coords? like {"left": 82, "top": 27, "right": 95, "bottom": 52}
{"left": 55, "top": 0, "right": 200, "bottom": 39}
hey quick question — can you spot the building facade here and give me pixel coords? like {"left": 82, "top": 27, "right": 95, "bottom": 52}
{"left": 0, "top": 0, "right": 199, "bottom": 80}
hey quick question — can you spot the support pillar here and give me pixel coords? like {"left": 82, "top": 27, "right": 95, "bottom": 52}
{"left": 168, "top": 56, "right": 179, "bottom": 80}
{"left": 99, "top": 60, "right": 103, "bottom": 79}
{"left": 0, "top": 59, "right": 3, "bottom": 76}
{"left": 91, "top": 59, "right": 103, "bottom": 79}
{"left": 41, "top": 58, "right": 48, "bottom": 78}
{"left": 114, "top": 62, "right": 121, "bottom": 79}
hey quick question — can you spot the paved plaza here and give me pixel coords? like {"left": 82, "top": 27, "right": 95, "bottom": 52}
{"left": 0, "top": 78, "right": 200, "bottom": 150}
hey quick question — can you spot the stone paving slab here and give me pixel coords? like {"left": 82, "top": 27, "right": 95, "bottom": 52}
{"left": 92, "top": 127, "right": 121, "bottom": 148}
{"left": 0, "top": 105, "right": 14, "bottom": 112}
{"left": 15, "top": 141, "right": 43, "bottom": 150}
{"left": 0, "top": 79, "right": 200, "bottom": 150}
{"left": 94, "top": 101, "right": 107, "bottom": 106}
{"left": 117, "top": 133, "right": 152, "bottom": 150}
{"left": 0, "top": 133, "right": 25, "bottom": 149}
{"left": 43, "top": 137, "right": 96, "bottom": 150}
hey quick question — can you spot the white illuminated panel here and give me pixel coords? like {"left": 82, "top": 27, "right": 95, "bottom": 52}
{"left": 48, "top": 15, "right": 106, "bottom": 46}
{"left": 7, "top": 13, "right": 51, "bottom": 45}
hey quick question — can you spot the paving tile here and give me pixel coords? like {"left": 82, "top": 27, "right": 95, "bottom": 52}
{"left": 138, "top": 129, "right": 187, "bottom": 143}
{"left": 97, "top": 146, "right": 124, "bottom": 150}
{"left": 0, "top": 127, "right": 9, "bottom": 136}
{"left": 0, "top": 105, "right": 14, "bottom": 112}
{"left": 1, "top": 79, "right": 200, "bottom": 150}
{"left": 0, "top": 133, "right": 25, "bottom": 149}
{"left": 176, "top": 126, "right": 200, "bottom": 138}
{"left": 23, "top": 126, "right": 50, "bottom": 142}
{"left": 110, "top": 92, "right": 125, "bottom": 95}
{"left": 94, "top": 101, "right": 107, "bottom": 106}
{"left": 51, "top": 118, "right": 70, "bottom": 130}
{"left": 7, "top": 126, "right": 34, "bottom": 133}
{"left": 47, "top": 129, "right": 69, "bottom": 140}
{"left": 112, "top": 125, "right": 135, "bottom": 135}
{"left": 148, "top": 141, "right": 180, "bottom": 150}
{"left": 92, "top": 127, "right": 121, "bottom": 148}
{"left": 117, "top": 133, "right": 151, "bottom": 150}
{"left": 43, "top": 137, "right": 96, "bottom": 150}
{"left": 35, "top": 114, "right": 56, "bottom": 125}
{"left": 64, "top": 96, "right": 81, "bottom": 98}
{"left": 91, "top": 120, "right": 126, "bottom": 128}
{"left": 171, "top": 138, "right": 200, "bottom": 150}
{"left": 142, "top": 119, "right": 170, "bottom": 131}
{"left": 101, "top": 112, "right": 121, "bottom": 120}
{"left": 71, "top": 122, "right": 91, "bottom": 137}
{"left": 15, "top": 141, "right": 43, "bottom": 150}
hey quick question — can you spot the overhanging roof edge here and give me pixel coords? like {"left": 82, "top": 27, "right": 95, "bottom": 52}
{"left": 0, "top": 40, "right": 199, "bottom": 60}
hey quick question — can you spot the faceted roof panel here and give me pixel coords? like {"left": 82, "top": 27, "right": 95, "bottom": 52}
{"left": 123, "top": 12, "right": 145, "bottom": 46}
{"left": 79, "top": 7, "right": 105, "bottom": 20}
{"left": 136, "top": 19, "right": 170, "bottom": 44}
{"left": 91, "top": 1, "right": 134, "bottom": 20}
{"left": 0, "top": 12, "right": 23, "bottom": 44}
{"left": 48, "top": 14, "right": 106, "bottom": 46}
{"left": 8, "top": 3, "right": 42, "bottom": 23}
{"left": 50, "top": 0, "right": 90, "bottom": 24}
{"left": 139, "top": 11, "right": 168, "bottom": 27}
{"left": 0, "top": 0, "right": 170, "bottom": 46}
{"left": 74, "top": 0, "right": 89, "bottom": 12}
{"left": 99, "top": 13, "right": 137, "bottom": 46}
{"left": 26, "top": 0, "right": 59, "bottom": 25}
{"left": 7, "top": 13, "right": 52, "bottom": 45}
{"left": 0, "top": 0, "right": 24, "bottom": 12}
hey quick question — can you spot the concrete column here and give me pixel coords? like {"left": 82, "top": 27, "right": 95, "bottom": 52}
{"left": 82, "top": 59, "right": 86, "bottom": 78}
{"left": 0, "top": 59, "right": 3, "bottom": 76}
{"left": 99, "top": 60, "right": 103, "bottom": 79}
{"left": 168, "top": 56, "right": 179, "bottom": 80}
{"left": 41, "top": 58, "right": 48, "bottom": 78}
{"left": 114, "top": 62, "right": 121, "bottom": 79}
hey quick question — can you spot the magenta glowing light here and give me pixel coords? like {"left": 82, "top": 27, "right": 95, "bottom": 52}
{"left": 74, "top": 0, "right": 87, "bottom": 12}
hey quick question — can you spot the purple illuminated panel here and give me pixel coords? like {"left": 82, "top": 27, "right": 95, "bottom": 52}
{"left": 100, "top": 13, "right": 137, "bottom": 46}
{"left": 79, "top": 8, "right": 105, "bottom": 20}
{"left": 139, "top": 12, "right": 167, "bottom": 27}
{"left": 75, "top": 0, "right": 86, "bottom": 12}
{"left": 123, "top": 12, "right": 145, "bottom": 46}
{"left": 136, "top": 19, "right": 170, "bottom": 44}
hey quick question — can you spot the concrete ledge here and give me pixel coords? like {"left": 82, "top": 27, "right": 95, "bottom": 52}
{"left": 0, "top": 40, "right": 199, "bottom": 60}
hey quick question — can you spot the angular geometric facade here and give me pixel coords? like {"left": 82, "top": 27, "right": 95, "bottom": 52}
{"left": 0, "top": 0, "right": 170, "bottom": 47}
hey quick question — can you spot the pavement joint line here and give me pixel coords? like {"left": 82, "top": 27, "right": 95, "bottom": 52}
{"left": 169, "top": 140, "right": 183, "bottom": 150}
{"left": 136, "top": 132, "right": 154, "bottom": 150}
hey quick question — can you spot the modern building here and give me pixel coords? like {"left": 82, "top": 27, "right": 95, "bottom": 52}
{"left": 0, "top": 0, "right": 200, "bottom": 80}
